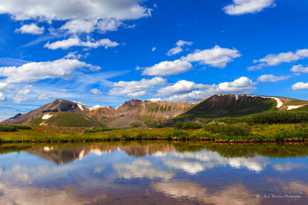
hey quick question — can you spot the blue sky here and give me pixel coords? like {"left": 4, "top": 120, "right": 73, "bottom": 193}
{"left": 0, "top": 0, "right": 308, "bottom": 119}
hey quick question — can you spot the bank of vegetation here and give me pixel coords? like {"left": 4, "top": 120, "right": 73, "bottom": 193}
{"left": 1, "top": 108, "right": 308, "bottom": 143}
{"left": 0, "top": 123, "right": 307, "bottom": 144}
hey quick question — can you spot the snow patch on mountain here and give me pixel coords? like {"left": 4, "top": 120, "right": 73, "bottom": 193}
{"left": 287, "top": 105, "right": 306, "bottom": 110}
{"left": 42, "top": 113, "right": 53, "bottom": 120}
{"left": 77, "top": 104, "right": 85, "bottom": 111}
{"left": 271, "top": 97, "right": 283, "bottom": 108}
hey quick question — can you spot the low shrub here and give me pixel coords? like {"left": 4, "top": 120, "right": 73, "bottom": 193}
{"left": 0, "top": 126, "right": 17, "bottom": 132}
{"left": 247, "top": 111, "right": 308, "bottom": 124}
{"left": 130, "top": 122, "right": 144, "bottom": 128}
{"left": 0, "top": 125, "right": 31, "bottom": 132}
{"left": 84, "top": 127, "right": 117, "bottom": 133}
{"left": 203, "top": 122, "right": 251, "bottom": 137}
{"left": 175, "top": 122, "right": 202, "bottom": 129}
{"left": 273, "top": 126, "right": 308, "bottom": 141}
{"left": 167, "top": 129, "right": 189, "bottom": 140}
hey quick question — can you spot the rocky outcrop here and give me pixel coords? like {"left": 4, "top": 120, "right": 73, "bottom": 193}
{"left": 88, "top": 99, "right": 192, "bottom": 128}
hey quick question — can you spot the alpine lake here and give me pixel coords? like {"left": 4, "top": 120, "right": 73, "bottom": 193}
{"left": 0, "top": 142, "right": 307, "bottom": 205}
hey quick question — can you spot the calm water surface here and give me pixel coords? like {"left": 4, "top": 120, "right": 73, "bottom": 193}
{"left": 0, "top": 142, "right": 307, "bottom": 205}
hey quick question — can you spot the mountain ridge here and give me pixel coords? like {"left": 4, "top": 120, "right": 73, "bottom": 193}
{"left": 2, "top": 94, "right": 308, "bottom": 128}
{"left": 2, "top": 98, "right": 192, "bottom": 128}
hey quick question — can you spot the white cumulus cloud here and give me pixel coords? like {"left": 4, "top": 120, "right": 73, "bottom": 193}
{"left": 45, "top": 37, "right": 119, "bottom": 50}
{"left": 109, "top": 77, "right": 166, "bottom": 97}
{"left": 156, "top": 77, "right": 254, "bottom": 102}
{"left": 143, "top": 45, "right": 240, "bottom": 76}
{"left": 0, "top": 58, "right": 100, "bottom": 86}
{"left": 157, "top": 80, "right": 209, "bottom": 97}
{"left": 16, "top": 23, "right": 44, "bottom": 35}
{"left": 0, "top": 0, "right": 150, "bottom": 35}
{"left": 185, "top": 45, "right": 241, "bottom": 68}
{"left": 224, "top": 0, "right": 275, "bottom": 15}
{"left": 163, "top": 90, "right": 214, "bottom": 102}
{"left": 13, "top": 86, "right": 33, "bottom": 103}
{"left": 167, "top": 40, "right": 192, "bottom": 56}
{"left": 0, "top": 0, "right": 150, "bottom": 21}
{"left": 0, "top": 92, "right": 5, "bottom": 101}
{"left": 249, "top": 49, "right": 308, "bottom": 70}
{"left": 143, "top": 59, "right": 192, "bottom": 76}
{"left": 97, "top": 18, "right": 122, "bottom": 33}
{"left": 218, "top": 76, "right": 254, "bottom": 92}
{"left": 292, "top": 82, "right": 308, "bottom": 91}
{"left": 90, "top": 88, "right": 102, "bottom": 95}
{"left": 291, "top": 65, "right": 308, "bottom": 74}
{"left": 60, "top": 19, "right": 97, "bottom": 34}
{"left": 61, "top": 18, "right": 122, "bottom": 34}
{"left": 257, "top": 74, "right": 289, "bottom": 82}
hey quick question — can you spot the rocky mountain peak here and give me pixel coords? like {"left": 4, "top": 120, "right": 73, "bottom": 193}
{"left": 122, "top": 99, "right": 143, "bottom": 107}
{"left": 43, "top": 99, "right": 84, "bottom": 113}
{"left": 182, "top": 94, "right": 275, "bottom": 119}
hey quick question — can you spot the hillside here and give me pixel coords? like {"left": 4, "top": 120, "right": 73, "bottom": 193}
{"left": 2, "top": 95, "right": 307, "bottom": 128}
{"left": 3, "top": 99, "right": 100, "bottom": 127}
{"left": 277, "top": 97, "right": 308, "bottom": 111}
{"left": 2, "top": 99, "right": 192, "bottom": 128}
{"left": 1, "top": 94, "right": 308, "bottom": 143}
{"left": 170, "top": 94, "right": 308, "bottom": 126}
{"left": 177, "top": 94, "right": 276, "bottom": 120}
{"left": 88, "top": 99, "right": 192, "bottom": 128}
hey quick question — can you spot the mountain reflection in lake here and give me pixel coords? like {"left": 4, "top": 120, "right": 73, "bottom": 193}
{"left": 0, "top": 142, "right": 307, "bottom": 205}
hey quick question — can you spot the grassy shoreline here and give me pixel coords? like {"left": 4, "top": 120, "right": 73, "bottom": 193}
{"left": 0, "top": 123, "right": 308, "bottom": 144}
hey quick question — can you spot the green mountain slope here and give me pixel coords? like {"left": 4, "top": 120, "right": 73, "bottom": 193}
{"left": 3, "top": 95, "right": 307, "bottom": 128}
{"left": 32, "top": 112, "right": 101, "bottom": 127}
{"left": 2, "top": 99, "right": 191, "bottom": 128}
{"left": 178, "top": 94, "right": 276, "bottom": 120}
{"left": 3, "top": 99, "right": 101, "bottom": 128}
